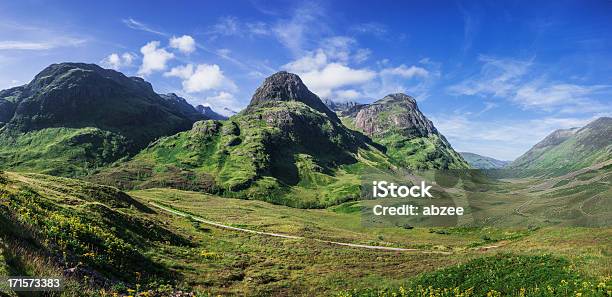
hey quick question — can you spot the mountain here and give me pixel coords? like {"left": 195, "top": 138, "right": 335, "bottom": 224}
{"left": 92, "top": 71, "right": 392, "bottom": 208}
{"left": 508, "top": 117, "right": 612, "bottom": 176}
{"left": 460, "top": 152, "right": 510, "bottom": 169}
{"left": 196, "top": 104, "right": 228, "bottom": 120}
{"left": 223, "top": 107, "right": 238, "bottom": 116}
{"left": 248, "top": 71, "right": 340, "bottom": 121}
{"left": 322, "top": 98, "right": 364, "bottom": 113}
{"left": 0, "top": 63, "right": 205, "bottom": 176}
{"left": 340, "top": 93, "right": 469, "bottom": 169}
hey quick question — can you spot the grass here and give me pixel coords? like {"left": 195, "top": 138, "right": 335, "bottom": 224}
{"left": 0, "top": 171, "right": 189, "bottom": 295}
{"left": 0, "top": 127, "right": 130, "bottom": 177}
{"left": 0, "top": 171, "right": 610, "bottom": 296}
{"left": 338, "top": 254, "right": 612, "bottom": 296}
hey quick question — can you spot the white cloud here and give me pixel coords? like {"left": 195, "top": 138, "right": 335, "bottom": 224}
{"left": 201, "top": 91, "right": 243, "bottom": 116}
{"left": 290, "top": 62, "right": 376, "bottom": 98}
{"left": 380, "top": 65, "right": 429, "bottom": 79}
{"left": 169, "top": 35, "right": 196, "bottom": 54}
{"left": 353, "top": 48, "right": 371, "bottom": 64}
{"left": 448, "top": 55, "right": 611, "bottom": 113}
{"left": 448, "top": 56, "right": 531, "bottom": 98}
{"left": 164, "top": 64, "right": 194, "bottom": 79}
{"left": 101, "top": 52, "right": 135, "bottom": 70}
{"left": 283, "top": 50, "right": 328, "bottom": 73}
{"left": 334, "top": 89, "right": 361, "bottom": 101}
{"left": 0, "top": 38, "right": 86, "bottom": 50}
{"left": 210, "top": 16, "right": 240, "bottom": 36}
{"left": 272, "top": 3, "right": 325, "bottom": 55}
{"left": 138, "top": 41, "right": 174, "bottom": 76}
{"left": 282, "top": 37, "right": 379, "bottom": 98}
{"left": 514, "top": 83, "right": 610, "bottom": 111}
{"left": 204, "top": 17, "right": 271, "bottom": 37}
{"left": 164, "top": 63, "right": 237, "bottom": 93}
{"left": 245, "top": 22, "right": 270, "bottom": 35}
{"left": 122, "top": 18, "right": 166, "bottom": 36}
{"left": 350, "top": 22, "right": 388, "bottom": 37}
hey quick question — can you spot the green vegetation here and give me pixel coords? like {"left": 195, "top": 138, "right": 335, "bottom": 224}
{"left": 0, "top": 63, "right": 204, "bottom": 177}
{"left": 508, "top": 117, "right": 611, "bottom": 177}
{"left": 375, "top": 133, "right": 468, "bottom": 170}
{"left": 0, "top": 127, "right": 130, "bottom": 177}
{"left": 339, "top": 254, "right": 611, "bottom": 296}
{"left": 92, "top": 101, "right": 395, "bottom": 208}
{"left": 0, "top": 171, "right": 189, "bottom": 295}
{"left": 0, "top": 173, "right": 609, "bottom": 296}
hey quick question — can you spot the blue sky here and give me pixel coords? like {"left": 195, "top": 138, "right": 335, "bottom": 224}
{"left": 1, "top": 0, "right": 611, "bottom": 160}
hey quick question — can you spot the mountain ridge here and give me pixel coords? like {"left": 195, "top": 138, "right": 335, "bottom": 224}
{"left": 508, "top": 117, "right": 611, "bottom": 176}
{"left": 460, "top": 152, "right": 510, "bottom": 169}
{"left": 91, "top": 71, "right": 392, "bottom": 208}
{"left": 0, "top": 62, "right": 206, "bottom": 176}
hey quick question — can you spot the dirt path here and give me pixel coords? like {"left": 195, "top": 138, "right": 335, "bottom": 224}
{"left": 148, "top": 201, "right": 453, "bottom": 253}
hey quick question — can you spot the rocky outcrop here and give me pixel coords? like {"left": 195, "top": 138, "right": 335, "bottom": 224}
{"left": 354, "top": 93, "right": 438, "bottom": 138}
{"left": 248, "top": 71, "right": 339, "bottom": 121}
{"left": 0, "top": 98, "right": 15, "bottom": 124}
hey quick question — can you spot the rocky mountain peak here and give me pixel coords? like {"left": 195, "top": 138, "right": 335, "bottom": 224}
{"left": 30, "top": 62, "right": 155, "bottom": 96}
{"left": 353, "top": 93, "right": 437, "bottom": 138}
{"left": 248, "top": 71, "right": 338, "bottom": 121}
{"left": 379, "top": 93, "right": 417, "bottom": 104}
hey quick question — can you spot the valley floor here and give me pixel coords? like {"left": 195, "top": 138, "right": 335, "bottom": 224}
{"left": 1, "top": 171, "right": 610, "bottom": 296}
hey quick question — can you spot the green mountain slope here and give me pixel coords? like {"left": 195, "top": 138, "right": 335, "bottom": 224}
{"left": 0, "top": 63, "right": 205, "bottom": 176}
{"left": 508, "top": 117, "right": 612, "bottom": 176}
{"left": 460, "top": 152, "right": 510, "bottom": 169}
{"left": 0, "top": 170, "right": 189, "bottom": 294}
{"left": 340, "top": 93, "right": 469, "bottom": 169}
{"left": 92, "top": 72, "right": 393, "bottom": 208}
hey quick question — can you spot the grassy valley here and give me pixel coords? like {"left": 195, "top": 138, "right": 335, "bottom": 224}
{"left": 0, "top": 65, "right": 610, "bottom": 296}
{"left": 1, "top": 170, "right": 610, "bottom": 296}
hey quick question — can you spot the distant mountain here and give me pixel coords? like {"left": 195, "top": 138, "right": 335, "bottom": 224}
{"left": 92, "top": 71, "right": 391, "bottom": 208}
{"left": 341, "top": 93, "right": 469, "bottom": 169}
{"left": 508, "top": 117, "right": 612, "bottom": 176}
{"left": 322, "top": 98, "right": 364, "bottom": 113}
{"left": 0, "top": 63, "right": 205, "bottom": 176}
{"left": 159, "top": 93, "right": 206, "bottom": 121}
{"left": 460, "top": 152, "right": 510, "bottom": 169}
{"left": 196, "top": 104, "right": 228, "bottom": 120}
{"left": 223, "top": 107, "right": 238, "bottom": 116}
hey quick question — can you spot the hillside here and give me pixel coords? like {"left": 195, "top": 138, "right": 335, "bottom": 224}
{"left": 91, "top": 72, "right": 393, "bottom": 208}
{"left": 460, "top": 152, "right": 510, "bottom": 169}
{"left": 0, "top": 170, "right": 190, "bottom": 295}
{"left": 508, "top": 117, "right": 612, "bottom": 176}
{"left": 340, "top": 94, "right": 469, "bottom": 169}
{"left": 0, "top": 63, "right": 205, "bottom": 176}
